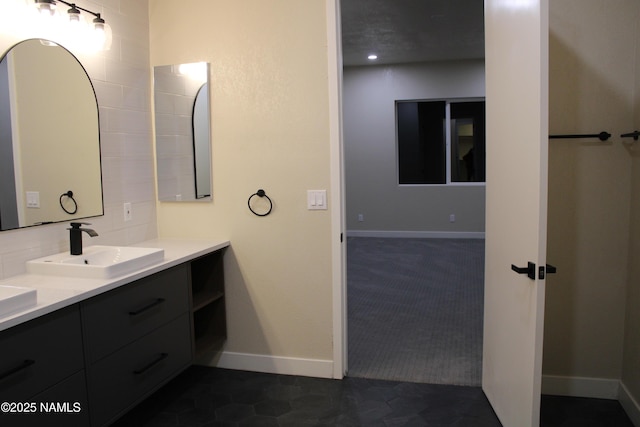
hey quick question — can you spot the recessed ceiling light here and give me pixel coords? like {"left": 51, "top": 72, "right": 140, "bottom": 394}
{"left": 367, "top": 54, "right": 378, "bottom": 60}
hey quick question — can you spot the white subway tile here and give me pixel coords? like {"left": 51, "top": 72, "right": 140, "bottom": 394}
{"left": 122, "top": 85, "right": 150, "bottom": 111}
{"left": 93, "top": 81, "right": 124, "bottom": 108}
{"left": 107, "top": 108, "right": 151, "bottom": 134}
{"left": 0, "top": 0, "right": 156, "bottom": 280}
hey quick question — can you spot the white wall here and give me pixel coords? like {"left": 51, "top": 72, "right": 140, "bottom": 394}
{"left": 0, "top": 0, "right": 157, "bottom": 279}
{"left": 544, "top": 0, "right": 639, "bottom": 403}
{"left": 150, "top": 0, "right": 337, "bottom": 376}
{"left": 343, "top": 60, "right": 486, "bottom": 236}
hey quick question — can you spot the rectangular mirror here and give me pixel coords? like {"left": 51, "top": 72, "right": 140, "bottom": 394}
{"left": 153, "top": 62, "right": 212, "bottom": 202}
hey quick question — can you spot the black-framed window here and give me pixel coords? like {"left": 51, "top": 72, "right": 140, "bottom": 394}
{"left": 397, "top": 99, "right": 485, "bottom": 185}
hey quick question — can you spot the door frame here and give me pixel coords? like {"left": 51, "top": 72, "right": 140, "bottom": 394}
{"left": 330, "top": 8, "right": 550, "bottom": 425}
{"left": 327, "top": 0, "right": 347, "bottom": 378}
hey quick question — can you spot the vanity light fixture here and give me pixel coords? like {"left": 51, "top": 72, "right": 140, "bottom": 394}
{"left": 91, "top": 14, "right": 108, "bottom": 46}
{"left": 34, "top": 0, "right": 56, "bottom": 15}
{"left": 31, "top": 0, "right": 112, "bottom": 50}
{"left": 67, "top": 3, "right": 81, "bottom": 23}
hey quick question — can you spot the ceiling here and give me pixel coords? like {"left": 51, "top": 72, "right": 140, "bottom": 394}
{"left": 340, "top": 0, "right": 485, "bottom": 67}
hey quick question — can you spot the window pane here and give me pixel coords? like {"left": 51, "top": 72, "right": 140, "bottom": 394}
{"left": 397, "top": 101, "right": 446, "bottom": 184}
{"left": 450, "top": 102, "right": 485, "bottom": 182}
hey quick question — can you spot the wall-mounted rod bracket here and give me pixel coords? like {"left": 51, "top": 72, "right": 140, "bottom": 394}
{"left": 549, "top": 131, "right": 611, "bottom": 141}
{"left": 621, "top": 131, "right": 640, "bottom": 141}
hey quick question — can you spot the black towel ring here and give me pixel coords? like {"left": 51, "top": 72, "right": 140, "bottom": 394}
{"left": 60, "top": 190, "right": 78, "bottom": 215}
{"left": 248, "top": 189, "right": 273, "bottom": 217}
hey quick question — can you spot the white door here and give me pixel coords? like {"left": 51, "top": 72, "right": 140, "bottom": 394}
{"left": 482, "top": 1, "right": 549, "bottom": 426}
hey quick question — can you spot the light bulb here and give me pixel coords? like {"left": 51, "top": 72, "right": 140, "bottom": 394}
{"left": 68, "top": 6, "right": 81, "bottom": 24}
{"left": 91, "top": 15, "right": 112, "bottom": 50}
{"left": 35, "top": 0, "right": 56, "bottom": 16}
{"left": 94, "top": 20, "right": 105, "bottom": 39}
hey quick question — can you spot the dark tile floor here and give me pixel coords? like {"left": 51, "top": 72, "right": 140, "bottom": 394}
{"left": 112, "top": 366, "right": 633, "bottom": 427}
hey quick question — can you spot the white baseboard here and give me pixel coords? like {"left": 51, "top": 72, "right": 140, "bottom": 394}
{"left": 541, "top": 375, "right": 620, "bottom": 399}
{"left": 346, "top": 230, "right": 485, "bottom": 239}
{"left": 620, "top": 382, "right": 640, "bottom": 427}
{"left": 196, "top": 351, "right": 335, "bottom": 379}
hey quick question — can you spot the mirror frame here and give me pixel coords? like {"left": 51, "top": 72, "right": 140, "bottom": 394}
{"left": 0, "top": 39, "right": 104, "bottom": 231}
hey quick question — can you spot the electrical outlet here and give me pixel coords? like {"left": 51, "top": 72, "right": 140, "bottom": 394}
{"left": 124, "top": 202, "right": 132, "bottom": 222}
{"left": 358, "top": 214, "right": 364, "bottom": 222}
{"left": 449, "top": 214, "right": 456, "bottom": 223}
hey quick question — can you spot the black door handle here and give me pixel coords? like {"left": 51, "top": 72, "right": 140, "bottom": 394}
{"left": 539, "top": 264, "right": 557, "bottom": 279}
{"left": 512, "top": 262, "right": 557, "bottom": 280}
{"left": 511, "top": 262, "right": 536, "bottom": 280}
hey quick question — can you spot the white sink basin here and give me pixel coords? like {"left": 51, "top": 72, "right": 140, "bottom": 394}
{"left": 0, "top": 285, "right": 37, "bottom": 318}
{"left": 27, "top": 246, "right": 165, "bottom": 279}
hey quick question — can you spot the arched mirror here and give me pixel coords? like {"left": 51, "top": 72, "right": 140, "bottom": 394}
{"left": 193, "top": 82, "right": 211, "bottom": 199}
{"left": 154, "top": 62, "right": 212, "bottom": 202}
{"left": 0, "top": 39, "right": 103, "bottom": 231}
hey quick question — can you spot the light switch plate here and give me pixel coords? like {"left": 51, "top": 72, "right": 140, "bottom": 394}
{"left": 26, "top": 191, "right": 40, "bottom": 208}
{"left": 307, "top": 190, "right": 327, "bottom": 210}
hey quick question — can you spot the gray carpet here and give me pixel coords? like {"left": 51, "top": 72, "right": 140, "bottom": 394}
{"left": 347, "top": 237, "right": 485, "bottom": 386}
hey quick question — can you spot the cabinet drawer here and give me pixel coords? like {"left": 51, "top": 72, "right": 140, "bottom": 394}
{"left": 0, "top": 305, "right": 83, "bottom": 401}
{"left": 82, "top": 264, "right": 189, "bottom": 362}
{"left": 88, "top": 313, "right": 192, "bottom": 427}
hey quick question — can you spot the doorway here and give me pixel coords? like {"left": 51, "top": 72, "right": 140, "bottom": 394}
{"left": 346, "top": 237, "right": 485, "bottom": 385}
{"left": 339, "top": 0, "right": 487, "bottom": 386}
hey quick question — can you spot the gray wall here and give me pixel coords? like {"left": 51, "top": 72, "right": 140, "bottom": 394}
{"left": 343, "top": 60, "right": 486, "bottom": 237}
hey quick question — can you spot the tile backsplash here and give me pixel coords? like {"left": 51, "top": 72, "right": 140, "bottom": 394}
{"left": 0, "top": 0, "right": 157, "bottom": 279}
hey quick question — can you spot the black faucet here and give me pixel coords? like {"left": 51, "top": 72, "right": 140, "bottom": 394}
{"left": 68, "top": 222, "right": 98, "bottom": 255}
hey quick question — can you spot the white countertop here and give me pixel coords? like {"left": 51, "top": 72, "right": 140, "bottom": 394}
{"left": 0, "top": 238, "right": 230, "bottom": 332}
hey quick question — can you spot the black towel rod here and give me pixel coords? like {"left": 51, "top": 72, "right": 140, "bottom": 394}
{"left": 549, "top": 131, "right": 611, "bottom": 141}
{"left": 621, "top": 131, "right": 640, "bottom": 141}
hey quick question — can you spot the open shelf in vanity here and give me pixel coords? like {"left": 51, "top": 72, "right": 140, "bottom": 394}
{"left": 189, "top": 247, "right": 227, "bottom": 358}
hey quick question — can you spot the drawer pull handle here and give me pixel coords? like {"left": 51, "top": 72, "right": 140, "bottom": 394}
{"left": 133, "top": 353, "right": 168, "bottom": 375}
{"left": 129, "top": 298, "right": 166, "bottom": 316}
{"left": 0, "top": 359, "right": 35, "bottom": 381}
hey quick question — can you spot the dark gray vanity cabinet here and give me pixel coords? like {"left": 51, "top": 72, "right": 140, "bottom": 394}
{"left": 82, "top": 265, "right": 190, "bottom": 363}
{"left": 0, "top": 245, "right": 227, "bottom": 427}
{"left": 0, "top": 305, "right": 90, "bottom": 426}
{"left": 82, "top": 264, "right": 193, "bottom": 427}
